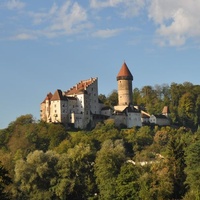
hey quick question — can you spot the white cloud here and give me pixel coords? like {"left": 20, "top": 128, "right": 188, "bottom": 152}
{"left": 90, "top": 0, "right": 145, "bottom": 17}
{"left": 49, "top": 2, "right": 89, "bottom": 34}
{"left": 11, "top": 1, "right": 92, "bottom": 40}
{"left": 92, "top": 28, "right": 123, "bottom": 38}
{"left": 6, "top": 0, "right": 25, "bottom": 10}
{"left": 90, "top": 0, "right": 123, "bottom": 9}
{"left": 148, "top": 0, "right": 200, "bottom": 46}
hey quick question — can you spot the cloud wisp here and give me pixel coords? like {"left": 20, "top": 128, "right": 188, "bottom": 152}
{"left": 148, "top": 0, "right": 200, "bottom": 46}
{"left": 11, "top": 1, "right": 92, "bottom": 40}
{"left": 5, "top": 0, "right": 25, "bottom": 10}
{"left": 2, "top": 0, "right": 200, "bottom": 47}
{"left": 92, "top": 28, "right": 123, "bottom": 38}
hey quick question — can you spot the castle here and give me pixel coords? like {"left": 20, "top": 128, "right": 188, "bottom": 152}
{"left": 40, "top": 62, "right": 170, "bottom": 129}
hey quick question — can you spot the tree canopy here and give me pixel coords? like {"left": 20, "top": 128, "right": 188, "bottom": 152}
{"left": 1, "top": 81, "right": 200, "bottom": 199}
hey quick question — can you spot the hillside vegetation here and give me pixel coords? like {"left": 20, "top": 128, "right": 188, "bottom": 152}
{"left": 1, "top": 82, "right": 200, "bottom": 199}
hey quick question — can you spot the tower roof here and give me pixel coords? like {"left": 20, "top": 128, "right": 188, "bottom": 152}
{"left": 117, "top": 62, "right": 133, "bottom": 81}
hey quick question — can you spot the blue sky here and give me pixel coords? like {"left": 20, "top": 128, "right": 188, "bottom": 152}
{"left": 0, "top": 0, "right": 200, "bottom": 128}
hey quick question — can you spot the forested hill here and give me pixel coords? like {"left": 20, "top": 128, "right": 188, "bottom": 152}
{"left": 100, "top": 81, "right": 200, "bottom": 130}
{"left": 1, "top": 114, "right": 200, "bottom": 199}
{"left": 1, "top": 81, "right": 200, "bottom": 199}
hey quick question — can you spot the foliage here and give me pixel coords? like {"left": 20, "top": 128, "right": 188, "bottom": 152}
{"left": 116, "top": 163, "right": 140, "bottom": 200}
{"left": 94, "top": 139, "right": 126, "bottom": 200}
{"left": 3, "top": 79, "right": 200, "bottom": 200}
{"left": 0, "top": 162, "right": 12, "bottom": 200}
{"left": 185, "top": 139, "right": 200, "bottom": 198}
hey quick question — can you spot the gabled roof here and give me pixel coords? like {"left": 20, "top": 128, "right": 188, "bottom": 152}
{"left": 117, "top": 62, "right": 133, "bottom": 81}
{"left": 65, "top": 78, "right": 97, "bottom": 95}
{"left": 162, "top": 106, "right": 170, "bottom": 114}
{"left": 41, "top": 92, "right": 53, "bottom": 103}
{"left": 51, "top": 89, "right": 68, "bottom": 101}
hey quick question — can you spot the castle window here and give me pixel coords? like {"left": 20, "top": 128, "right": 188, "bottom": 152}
{"left": 55, "top": 110, "right": 57, "bottom": 113}
{"left": 54, "top": 104, "right": 56, "bottom": 107}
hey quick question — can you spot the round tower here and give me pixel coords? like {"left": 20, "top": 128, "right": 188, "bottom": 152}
{"left": 117, "top": 62, "right": 133, "bottom": 106}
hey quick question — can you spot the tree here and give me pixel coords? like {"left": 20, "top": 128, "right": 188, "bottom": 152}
{"left": 184, "top": 140, "right": 200, "bottom": 198}
{"left": 165, "top": 134, "right": 186, "bottom": 199}
{"left": 141, "top": 161, "right": 173, "bottom": 200}
{"left": 61, "top": 142, "right": 96, "bottom": 200}
{"left": 14, "top": 150, "right": 59, "bottom": 199}
{"left": 94, "top": 139, "right": 126, "bottom": 199}
{"left": 132, "top": 88, "right": 142, "bottom": 105}
{"left": 116, "top": 163, "right": 140, "bottom": 200}
{"left": 98, "top": 94, "right": 107, "bottom": 104}
{"left": 178, "top": 92, "right": 195, "bottom": 127}
{"left": 0, "top": 162, "right": 12, "bottom": 200}
{"left": 48, "top": 124, "right": 69, "bottom": 149}
{"left": 107, "top": 90, "right": 118, "bottom": 107}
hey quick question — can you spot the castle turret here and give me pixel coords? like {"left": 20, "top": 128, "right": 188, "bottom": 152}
{"left": 117, "top": 62, "right": 133, "bottom": 106}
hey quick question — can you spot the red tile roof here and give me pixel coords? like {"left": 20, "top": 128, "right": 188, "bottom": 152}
{"left": 117, "top": 62, "right": 133, "bottom": 80}
{"left": 65, "top": 78, "right": 96, "bottom": 95}
{"left": 41, "top": 92, "right": 53, "bottom": 103}
{"left": 51, "top": 89, "right": 68, "bottom": 101}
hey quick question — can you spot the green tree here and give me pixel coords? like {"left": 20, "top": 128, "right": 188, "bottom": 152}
{"left": 14, "top": 150, "right": 59, "bottom": 199}
{"left": 138, "top": 161, "right": 173, "bottom": 200}
{"left": 98, "top": 94, "right": 107, "bottom": 104}
{"left": 94, "top": 139, "right": 126, "bottom": 200}
{"left": 0, "top": 162, "right": 12, "bottom": 200}
{"left": 185, "top": 140, "right": 200, "bottom": 198}
{"left": 107, "top": 90, "right": 118, "bottom": 107}
{"left": 116, "top": 163, "right": 140, "bottom": 200}
{"left": 48, "top": 124, "right": 69, "bottom": 149}
{"left": 166, "top": 134, "right": 186, "bottom": 199}
{"left": 63, "top": 142, "right": 96, "bottom": 200}
{"left": 178, "top": 92, "right": 195, "bottom": 127}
